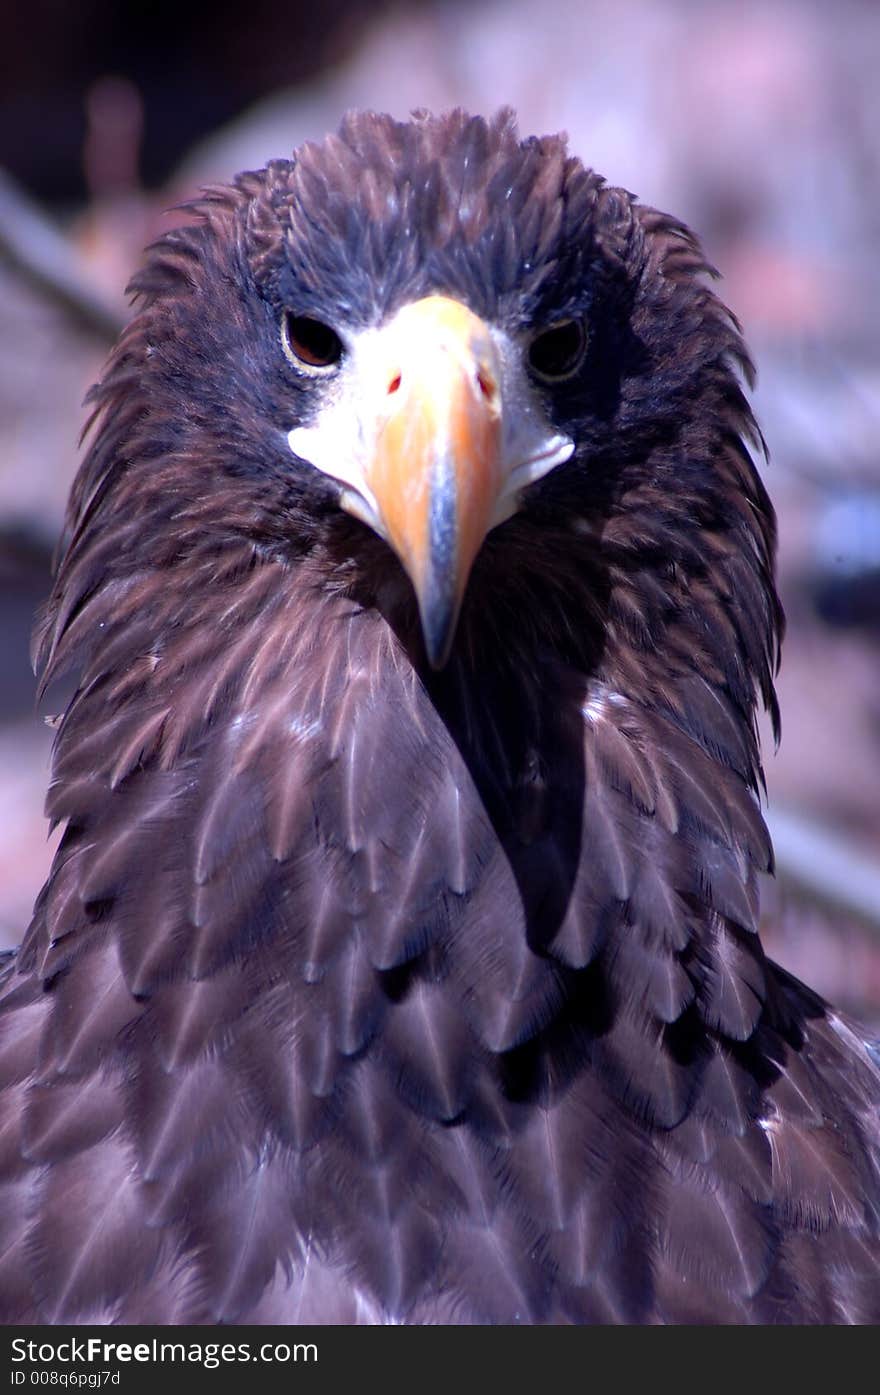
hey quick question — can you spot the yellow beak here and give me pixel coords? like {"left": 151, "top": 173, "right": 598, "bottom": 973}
{"left": 359, "top": 295, "right": 503, "bottom": 667}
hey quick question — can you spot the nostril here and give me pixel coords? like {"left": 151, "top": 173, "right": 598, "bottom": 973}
{"left": 388, "top": 373, "right": 402, "bottom": 395}
{"left": 477, "top": 369, "right": 495, "bottom": 401}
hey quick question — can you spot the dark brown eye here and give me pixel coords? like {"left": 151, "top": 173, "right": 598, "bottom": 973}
{"left": 527, "top": 318, "right": 587, "bottom": 382}
{"left": 281, "top": 313, "right": 344, "bottom": 374}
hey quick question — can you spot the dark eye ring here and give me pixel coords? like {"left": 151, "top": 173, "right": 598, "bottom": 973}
{"left": 527, "top": 318, "right": 588, "bottom": 383}
{"left": 281, "top": 313, "right": 344, "bottom": 375}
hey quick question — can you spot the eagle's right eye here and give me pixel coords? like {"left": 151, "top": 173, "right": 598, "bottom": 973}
{"left": 281, "top": 313, "right": 345, "bottom": 375}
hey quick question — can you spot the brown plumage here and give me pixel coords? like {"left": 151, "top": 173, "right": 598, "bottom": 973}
{"left": 2, "top": 109, "right": 879, "bottom": 1324}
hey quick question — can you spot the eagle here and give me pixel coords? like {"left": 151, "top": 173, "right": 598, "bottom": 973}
{"left": 2, "top": 109, "right": 879, "bottom": 1325}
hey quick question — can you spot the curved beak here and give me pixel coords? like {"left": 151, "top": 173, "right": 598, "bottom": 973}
{"left": 288, "top": 295, "right": 572, "bottom": 668}
{"left": 361, "top": 296, "right": 503, "bottom": 668}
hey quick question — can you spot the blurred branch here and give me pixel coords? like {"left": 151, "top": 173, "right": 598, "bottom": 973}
{"left": 0, "top": 169, "right": 125, "bottom": 343}
{"left": 767, "top": 804, "right": 880, "bottom": 934}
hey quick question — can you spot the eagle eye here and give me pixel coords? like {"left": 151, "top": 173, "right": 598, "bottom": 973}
{"left": 527, "top": 318, "right": 587, "bottom": 382}
{"left": 281, "top": 313, "right": 344, "bottom": 375}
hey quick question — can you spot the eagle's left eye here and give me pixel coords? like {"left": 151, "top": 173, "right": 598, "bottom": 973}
{"left": 527, "top": 318, "right": 588, "bottom": 382}
{"left": 281, "top": 313, "right": 345, "bottom": 375}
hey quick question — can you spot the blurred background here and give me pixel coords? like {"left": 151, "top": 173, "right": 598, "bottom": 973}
{"left": 1, "top": 0, "right": 879, "bottom": 1021}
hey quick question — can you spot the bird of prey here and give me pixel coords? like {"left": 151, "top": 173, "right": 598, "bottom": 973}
{"left": 2, "top": 109, "right": 879, "bottom": 1325}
